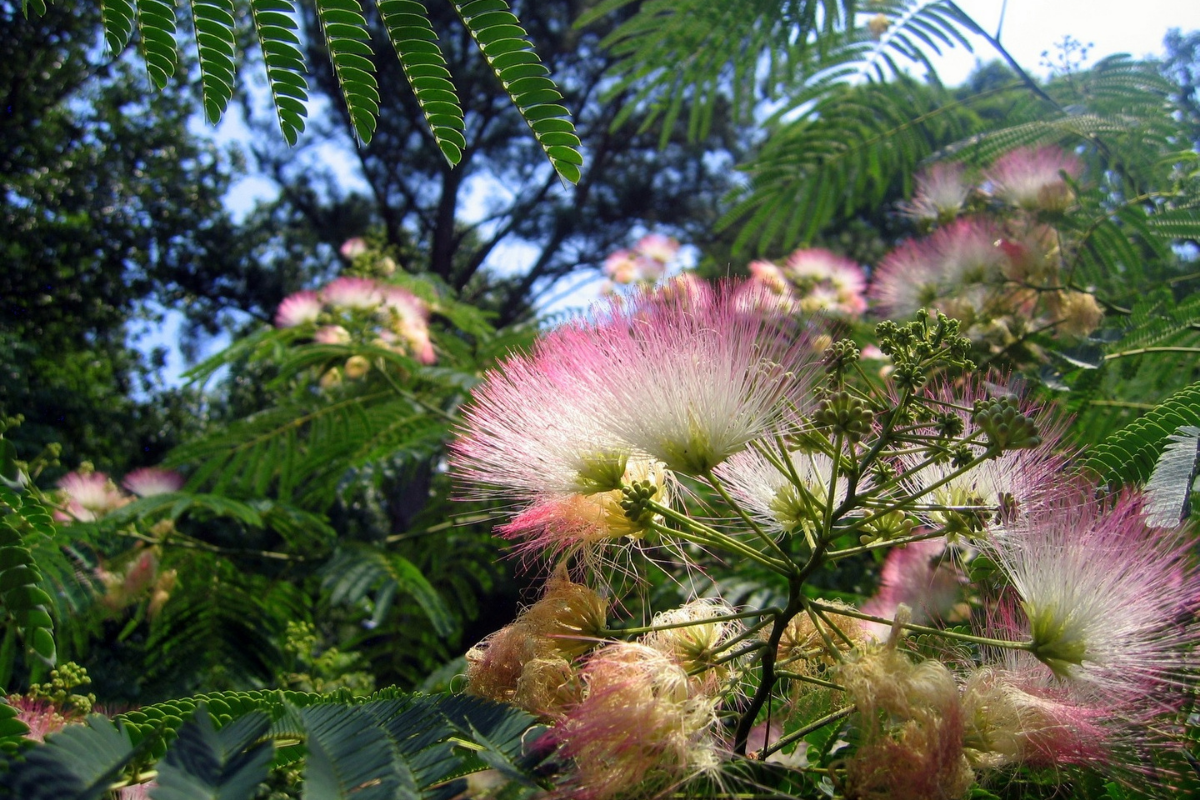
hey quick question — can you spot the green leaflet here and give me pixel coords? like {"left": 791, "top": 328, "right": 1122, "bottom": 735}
{"left": 191, "top": 0, "right": 238, "bottom": 123}
{"left": 250, "top": 0, "right": 310, "bottom": 145}
{"left": 453, "top": 0, "right": 582, "bottom": 183}
{"left": 377, "top": 0, "right": 467, "bottom": 164}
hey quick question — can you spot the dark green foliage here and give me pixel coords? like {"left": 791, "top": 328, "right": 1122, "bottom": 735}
{"left": 0, "top": 715, "right": 136, "bottom": 800}
{"left": 377, "top": 1, "right": 466, "bottom": 163}
{"left": 151, "top": 706, "right": 274, "bottom": 800}
{"left": 0, "top": 479, "right": 58, "bottom": 684}
{"left": 1, "top": 690, "right": 543, "bottom": 800}
{"left": 453, "top": 0, "right": 583, "bottom": 182}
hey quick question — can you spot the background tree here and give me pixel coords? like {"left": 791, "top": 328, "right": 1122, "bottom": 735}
{"left": 238, "top": 0, "right": 744, "bottom": 324}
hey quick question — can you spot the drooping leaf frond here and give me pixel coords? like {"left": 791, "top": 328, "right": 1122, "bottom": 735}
{"left": 720, "top": 77, "right": 989, "bottom": 255}
{"left": 315, "top": 0, "right": 379, "bottom": 144}
{"left": 191, "top": 0, "right": 238, "bottom": 123}
{"left": 323, "top": 545, "right": 455, "bottom": 637}
{"left": 18, "top": 2, "right": 579, "bottom": 174}
{"left": 377, "top": 0, "right": 467, "bottom": 164}
{"left": 0, "top": 485, "right": 58, "bottom": 677}
{"left": 452, "top": 0, "right": 583, "bottom": 183}
{"left": 1144, "top": 427, "right": 1200, "bottom": 528}
{"left": 100, "top": 0, "right": 137, "bottom": 55}
{"left": 250, "top": 0, "right": 310, "bottom": 146}
{"left": 136, "top": 0, "right": 177, "bottom": 89}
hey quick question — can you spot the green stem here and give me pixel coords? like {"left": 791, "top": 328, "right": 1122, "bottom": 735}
{"left": 808, "top": 601, "right": 1033, "bottom": 650}
{"left": 601, "top": 607, "right": 779, "bottom": 637}
{"left": 775, "top": 670, "right": 844, "bottom": 692}
{"left": 759, "top": 706, "right": 855, "bottom": 760}
{"left": 824, "top": 529, "right": 948, "bottom": 562}
{"left": 705, "top": 469, "right": 798, "bottom": 571}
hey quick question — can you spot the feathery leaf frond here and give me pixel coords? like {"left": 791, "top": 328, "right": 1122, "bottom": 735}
{"left": 250, "top": 0, "right": 310, "bottom": 145}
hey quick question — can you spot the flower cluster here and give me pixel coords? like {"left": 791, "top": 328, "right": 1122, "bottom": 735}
{"left": 872, "top": 146, "right": 1103, "bottom": 356}
{"left": 452, "top": 280, "right": 1200, "bottom": 799}
{"left": 745, "top": 247, "right": 868, "bottom": 317}
{"left": 601, "top": 233, "right": 681, "bottom": 293}
{"left": 275, "top": 272, "right": 436, "bottom": 387}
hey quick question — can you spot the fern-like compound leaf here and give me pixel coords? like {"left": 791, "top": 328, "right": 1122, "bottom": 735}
{"left": 137, "top": 0, "right": 178, "bottom": 90}
{"left": 151, "top": 704, "right": 274, "bottom": 800}
{"left": 1144, "top": 427, "right": 1200, "bottom": 528}
{"left": 315, "top": 0, "right": 379, "bottom": 144}
{"left": 191, "top": 0, "right": 238, "bottom": 124}
{"left": 100, "top": 0, "right": 136, "bottom": 55}
{"left": 250, "top": 0, "right": 310, "bottom": 146}
{"left": 302, "top": 703, "right": 400, "bottom": 800}
{"left": 377, "top": 0, "right": 467, "bottom": 165}
{"left": 1086, "top": 382, "right": 1200, "bottom": 490}
{"left": 2, "top": 715, "right": 135, "bottom": 800}
{"left": 453, "top": 0, "right": 582, "bottom": 184}
{"left": 0, "top": 485, "right": 57, "bottom": 674}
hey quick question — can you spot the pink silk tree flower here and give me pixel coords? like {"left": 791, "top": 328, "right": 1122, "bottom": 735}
{"left": 379, "top": 286, "right": 436, "bottom": 364}
{"left": 56, "top": 470, "right": 128, "bottom": 522}
{"left": 901, "top": 162, "right": 971, "bottom": 224}
{"left": 320, "top": 276, "right": 381, "bottom": 310}
{"left": 635, "top": 233, "right": 681, "bottom": 266}
{"left": 782, "top": 248, "right": 868, "bottom": 316}
{"left": 553, "top": 642, "right": 720, "bottom": 800}
{"left": 985, "top": 491, "right": 1199, "bottom": 702}
{"left": 870, "top": 237, "right": 940, "bottom": 319}
{"left": 898, "top": 379, "right": 1072, "bottom": 533}
{"left": 713, "top": 444, "right": 852, "bottom": 538}
{"left": 576, "top": 283, "right": 819, "bottom": 475}
{"left": 860, "top": 539, "right": 963, "bottom": 640}
{"left": 984, "top": 146, "right": 1082, "bottom": 212}
{"left": 450, "top": 325, "right": 632, "bottom": 504}
{"left": 961, "top": 657, "right": 1112, "bottom": 771}
{"left": 122, "top": 467, "right": 184, "bottom": 498}
{"left": 274, "top": 290, "right": 322, "bottom": 328}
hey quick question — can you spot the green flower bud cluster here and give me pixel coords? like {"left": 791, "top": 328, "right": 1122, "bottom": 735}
{"left": 620, "top": 479, "right": 659, "bottom": 525}
{"left": 813, "top": 391, "right": 874, "bottom": 441}
{"left": 971, "top": 397, "right": 1041, "bottom": 451}
{"left": 822, "top": 339, "right": 860, "bottom": 378}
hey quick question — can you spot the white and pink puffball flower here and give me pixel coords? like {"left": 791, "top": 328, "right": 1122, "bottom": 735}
{"left": 899, "top": 379, "right": 1071, "bottom": 532}
{"left": 602, "top": 249, "right": 640, "bottom": 285}
{"left": 273, "top": 290, "right": 322, "bottom": 328}
{"left": 320, "top": 276, "right": 382, "bottom": 310}
{"left": 960, "top": 653, "right": 1113, "bottom": 771}
{"left": 782, "top": 248, "right": 868, "bottom": 316}
{"left": 869, "top": 237, "right": 940, "bottom": 320}
{"left": 635, "top": 233, "right": 681, "bottom": 269}
{"left": 122, "top": 467, "right": 184, "bottom": 498}
{"left": 860, "top": 538, "right": 963, "bottom": 640}
{"left": 553, "top": 642, "right": 720, "bottom": 800}
{"left": 984, "top": 146, "right": 1082, "bottom": 212}
{"left": 450, "top": 321, "right": 634, "bottom": 504}
{"left": 575, "top": 282, "right": 820, "bottom": 475}
{"left": 379, "top": 286, "right": 436, "bottom": 364}
{"left": 901, "top": 162, "right": 971, "bottom": 224}
{"left": 985, "top": 491, "right": 1199, "bottom": 702}
{"left": 313, "top": 325, "right": 352, "bottom": 345}
{"left": 56, "top": 470, "right": 128, "bottom": 522}
{"left": 339, "top": 237, "right": 369, "bottom": 259}
{"left": 713, "top": 444, "right": 853, "bottom": 537}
